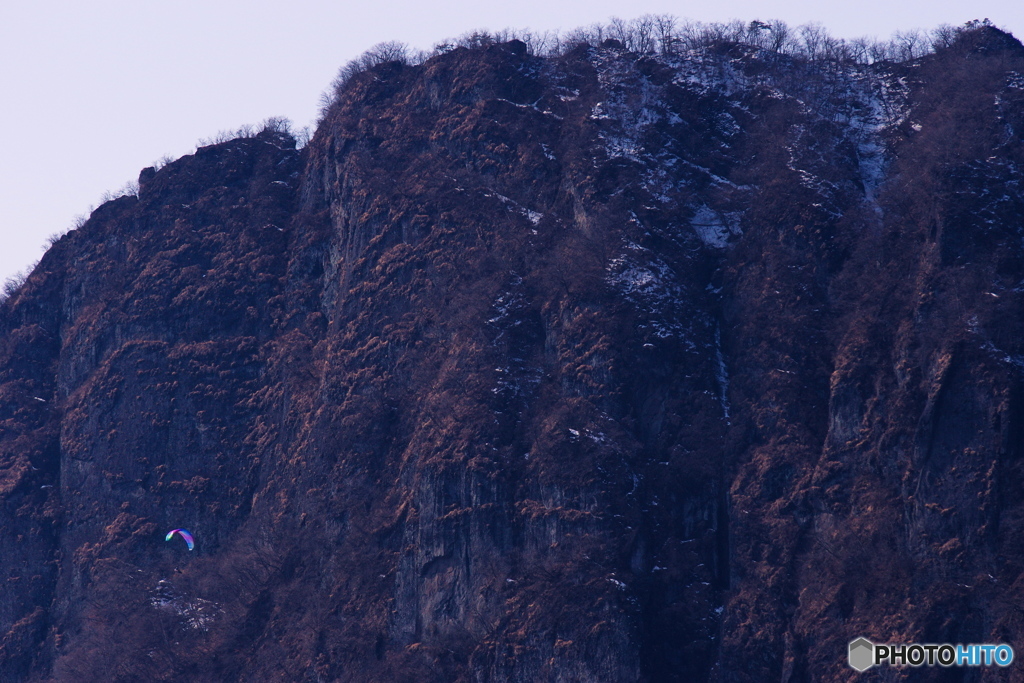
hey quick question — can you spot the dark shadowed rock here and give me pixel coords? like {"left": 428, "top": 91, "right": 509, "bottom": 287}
{"left": 2, "top": 27, "right": 1024, "bottom": 682}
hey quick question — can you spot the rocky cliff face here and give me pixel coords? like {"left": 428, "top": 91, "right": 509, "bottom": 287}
{"left": 2, "top": 25, "right": 1024, "bottom": 682}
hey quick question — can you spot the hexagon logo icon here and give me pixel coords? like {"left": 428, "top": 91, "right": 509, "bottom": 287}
{"left": 849, "top": 638, "right": 874, "bottom": 671}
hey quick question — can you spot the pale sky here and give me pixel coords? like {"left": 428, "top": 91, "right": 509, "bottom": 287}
{"left": 1, "top": 0, "right": 1021, "bottom": 286}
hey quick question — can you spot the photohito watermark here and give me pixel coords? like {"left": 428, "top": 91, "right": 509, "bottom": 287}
{"left": 849, "top": 638, "right": 1014, "bottom": 671}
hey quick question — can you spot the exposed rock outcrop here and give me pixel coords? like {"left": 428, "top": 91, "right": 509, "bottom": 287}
{"left": 1, "top": 25, "right": 1023, "bottom": 682}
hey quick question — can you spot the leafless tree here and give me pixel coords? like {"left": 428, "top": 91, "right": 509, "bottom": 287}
{"left": 822, "top": 35, "right": 851, "bottom": 64}
{"left": 746, "top": 20, "right": 772, "bottom": 50}
{"left": 606, "top": 17, "right": 630, "bottom": 48}
{"left": 798, "top": 23, "right": 828, "bottom": 60}
{"left": 260, "top": 116, "right": 291, "bottom": 135}
{"left": 432, "top": 40, "right": 456, "bottom": 54}
{"left": 674, "top": 19, "right": 702, "bottom": 51}
{"left": 99, "top": 179, "right": 140, "bottom": 203}
{"left": 766, "top": 21, "right": 795, "bottom": 54}
{"left": 847, "top": 37, "right": 870, "bottom": 63}
{"left": 1, "top": 266, "right": 32, "bottom": 302}
{"left": 652, "top": 15, "right": 677, "bottom": 55}
{"left": 457, "top": 31, "right": 494, "bottom": 49}
{"left": 632, "top": 15, "right": 657, "bottom": 53}
{"left": 294, "top": 125, "right": 312, "bottom": 149}
{"left": 525, "top": 30, "right": 560, "bottom": 55}
{"left": 365, "top": 40, "right": 410, "bottom": 65}
{"left": 891, "top": 29, "right": 928, "bottom": 61}
{"left": 314, "top": 11, "right": 969, "bottom": 117}
{"left": 152, "top": 154, "right": 175, "bottom": 171}
{"left": 724, "top": 20, "right": 748, "bottom": 43}
{"left": 868, "top": 39, "right": 894, "bottom": 62}
{"left": 559, "top": 25, "right": 599, "bottom": 52}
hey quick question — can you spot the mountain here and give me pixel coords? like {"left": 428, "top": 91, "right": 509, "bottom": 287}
{"left": 2, "top": 22, "right": 1024, "bottom": 682}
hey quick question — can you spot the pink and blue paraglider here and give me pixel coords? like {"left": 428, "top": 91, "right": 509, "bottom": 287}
{"left": 165, "top": 528, "right": 194, "bottom": 551}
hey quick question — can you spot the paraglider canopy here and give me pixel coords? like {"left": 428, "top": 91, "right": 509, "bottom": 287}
{"left": 165, "top": 528, "right": 194, "bottom": 551}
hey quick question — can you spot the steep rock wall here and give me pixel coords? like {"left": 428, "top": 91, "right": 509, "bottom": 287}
{"left": 0, "top": 27, "right": 1022, "bottom": 683}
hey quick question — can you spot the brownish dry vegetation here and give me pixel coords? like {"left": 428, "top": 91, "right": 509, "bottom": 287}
{"left": 1, "top": 23, "right": 1024, "bottom": 683}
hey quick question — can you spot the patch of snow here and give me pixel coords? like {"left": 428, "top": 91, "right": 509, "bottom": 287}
{"left": 691, "top": 205, "right": 740, "bottom": 248}
{"left": 606, "top": 253, "right": 687, "bottom": 341}
{"left": 714, "top": 324, "right": 730, "bottom": 421}
{"left": 484, "top": 191, "right": 544, "bottom": 227}
{"left": 150, "top": 579, "right": 223, "bottom": 632}
{"left": 494, "top": 97, "right": 562, "bottom": 119}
